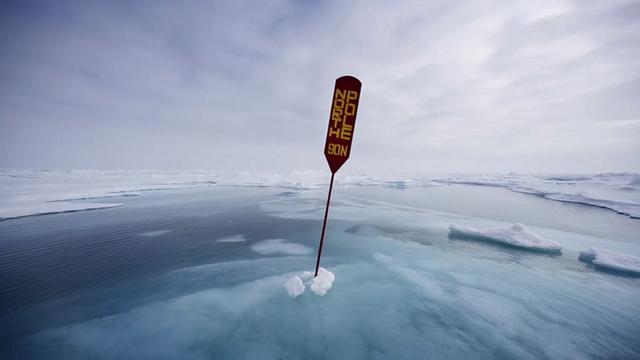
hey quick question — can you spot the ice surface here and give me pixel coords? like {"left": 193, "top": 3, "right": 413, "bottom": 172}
{"left": 250, "top": 239, "right": 312, "bottom": 255}
{"left": 284, "top": 275, "right": 305, "bottom": 298}
{"left": 310, "top": 267, "right": 335, "bottom": 296}
{"left": 24, "top": 250, "right": 640, "bottom": 359}
{"left": 448, "top": 223, "right": 563, "bottom": 253}
{"left": 216, "top": 235, "right": 246, "bottom": 243}
{"left": 5, "top": 184, "right": 640, "bottom": 359}
{"left": 579, "top": 248, "right": 640, "bottom": 275}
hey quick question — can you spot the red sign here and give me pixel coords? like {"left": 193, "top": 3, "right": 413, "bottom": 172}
{"left": 314, "top": 75, "right": 362, "bottom": 277}
{"left": 324, "top": 76, "right": 362, "bottom": 174}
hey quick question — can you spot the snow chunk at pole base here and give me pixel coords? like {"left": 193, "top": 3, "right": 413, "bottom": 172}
{"left": 284, "top": 268, "right": 336, "bottom": 298}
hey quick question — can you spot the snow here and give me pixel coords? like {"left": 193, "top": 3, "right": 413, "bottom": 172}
{"left": 284, "top": 275, "right": 305, "bottom": 298}
{"left": 250, "top": 239, "right": 312, "bottom": 255}
{"left": 579, "top": 248, "right": 640, "bottom": 275}
{"left": 448, "top": 223, "right": 563, "bottom": 253}
{"left": 310, "top": 267, "right": 336, "bottom": 296}
{"left": 216, "top": 235, "right": 246, "bottom": 243}
{"left": 284, "top": 268, "right": 335, "bottom": 297}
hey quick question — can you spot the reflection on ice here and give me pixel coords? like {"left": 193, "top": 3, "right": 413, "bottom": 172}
{"left": 138, "top": 230, "right": 173, "bottom": 237}
{"left": 216, "top": 234, "right": 247, "bottom": 243}
{"left": 250, "top": 239, "right": 312, "bottom": 255}
{"left": 346, "top": 224, "right": 433, "bottom": 246}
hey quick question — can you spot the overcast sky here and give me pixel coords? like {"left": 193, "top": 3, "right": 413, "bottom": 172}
{"left": 1, "top": 0, "right": 639, "bottom": 173}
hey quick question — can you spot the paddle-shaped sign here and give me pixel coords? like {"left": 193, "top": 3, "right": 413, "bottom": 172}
{"left": 324, "top": 76, "right": 362, "bottom": 173}
{"left": 314, "top": 75, "right": 362, "bottom": 277}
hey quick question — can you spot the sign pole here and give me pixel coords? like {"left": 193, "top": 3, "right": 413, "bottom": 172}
{"left": 314, "top": 172, "right": 335, "bottom": 277}
{"left": 313, "top": 75, "right": 362, "bottom": 278}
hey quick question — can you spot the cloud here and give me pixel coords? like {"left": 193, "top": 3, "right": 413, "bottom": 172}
{"left": 1, "top": 0, "right": 639, "bottom": 172}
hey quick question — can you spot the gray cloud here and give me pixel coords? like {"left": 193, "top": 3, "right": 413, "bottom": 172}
{"left": 1, "top": 0, "right": 639, "bottom": 173}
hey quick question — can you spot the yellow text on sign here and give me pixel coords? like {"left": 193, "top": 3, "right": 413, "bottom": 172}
{"left": 327, "top": 143, "right": 348, "bottom": 156}
{"left": 328, "top": 89, "right": 358, "bottom": 141}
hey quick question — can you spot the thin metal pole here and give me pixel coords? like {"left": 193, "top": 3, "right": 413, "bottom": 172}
{"left": 314, "top": 172, "right": 335, "bottom": 277}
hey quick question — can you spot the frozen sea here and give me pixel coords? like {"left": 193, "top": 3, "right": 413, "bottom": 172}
{"left": 1, "top": 173, "right": 640, "bottom": 359}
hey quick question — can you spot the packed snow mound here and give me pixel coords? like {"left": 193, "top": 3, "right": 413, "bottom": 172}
{"left": 578, "top": 248, "right": 640, "bottom": 275}
{"left": 284, "top": 276, "right": 305, "bottom": 298}
{"left": 448, "top": 223, "right": 562, "bottom": 254}
{"left": 284, "top": 268, "right": 335, "bottom": 297}
{"left": 310, "top": 268, "right": 336, "bottom": 296}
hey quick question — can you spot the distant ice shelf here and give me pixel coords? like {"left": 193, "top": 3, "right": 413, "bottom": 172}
{"left": 448, "top": 223, "right": 563, "bottom": 254}
{"left": 0, "top": 170, "right": 220, "bottom": 220}
{"left": 1, "top": 169, "right": 639, "bottom": 220}
{"left": 0, "top": 202, "right": 123, "bottom": 220}
{"left": 436, "top": 173, "right": 640, "bottom": 219}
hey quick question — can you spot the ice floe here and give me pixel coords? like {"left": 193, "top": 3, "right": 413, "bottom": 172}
{"left": 578, "top": 248, "right": 640, "bottom": 275}
{"left": 448, "top": 223, "right": 563, "bottom": 253}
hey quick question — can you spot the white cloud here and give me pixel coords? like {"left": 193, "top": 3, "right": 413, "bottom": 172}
{"left": 1, "top": 0, "right": 639, "bottom": 173}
